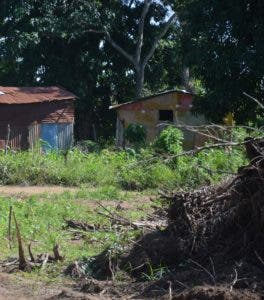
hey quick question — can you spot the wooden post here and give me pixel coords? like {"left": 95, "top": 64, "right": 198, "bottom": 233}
{"left": 121, "top": 119, "right": 126, "bottom": 149}
{"left": 5, "top": 124, "right": 10, "bottom": 155}
{"left": 92, "top": 123, "right": 97, "bottom": 142}
{"left": 8, "top": 206, "right": 12, "bottom": 249}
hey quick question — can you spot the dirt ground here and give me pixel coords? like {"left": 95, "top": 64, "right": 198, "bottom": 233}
{"left": 0, "top": 272, "right": 106, "bottom": 299}
{"left": 0, "top": 272, "right": 262, "bottom": 300}
{"left": 0, "top": 185, "right": 155, "bottom": 211}
{"left": 0, "top": 272, "right": 66, "bottom": 300}
{"left": 0, "top": 185, "right": 78, "bottom": 197}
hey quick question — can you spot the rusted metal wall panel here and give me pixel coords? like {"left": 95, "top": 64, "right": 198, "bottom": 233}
{"left": 57, "top": 123, "right": 74, "bottom": 150}
{"left": 0, "top": 124, "right": 32, "bottom": 150}
{"left": 0, "top": 100, "right": 74, "bottom": 150}
{"left": 28, "top": 124, "right": 40, "bottom": 149}
{"left": 0, "top": 101, "right": 74, "bottom": 125}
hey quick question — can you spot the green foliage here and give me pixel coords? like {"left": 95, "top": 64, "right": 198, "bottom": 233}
{"left": 0, "top": 145, "right": 247, "bottom": 192}
{"left": 0, "top": 1, "right": 182, "bottom": 139}
{"left": 176, "top": 0, "right": 264, "bottom": 123}
{"left": 153, "top": 126, "right": 183, "bottom": 154}
{"left": 0, "top": 188, "right": 147, "bottom": 279}
{"left": 141, "top": 263, "right": 169, "bottom": 281}
{"left": 124, "top": 123, "right": 146, "bottom": 146}
{"left": 75, "top": 140, "right": 101, "bottom": 153}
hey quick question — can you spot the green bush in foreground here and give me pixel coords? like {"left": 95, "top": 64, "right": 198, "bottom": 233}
{"left": 153, "top": 126, "right": 183, "bottom": 155}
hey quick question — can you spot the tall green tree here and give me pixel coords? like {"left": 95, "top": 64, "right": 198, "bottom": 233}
{"left": 176, "top": 0, "right": 264, "bottom": 123}
{"left": 92, "top": 0, "right": 177, "bottom": 97}
{"left": 0, "top": 0, "right": 183, "bottom": 138}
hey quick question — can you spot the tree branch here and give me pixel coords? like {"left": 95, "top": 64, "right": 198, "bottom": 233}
{"left": 243, "top": 92, "right": 264, "bottom": 110}
{"left": 135, "top": 0, "right": 151, "bottom": 64}
{"left": 88, "top": 29, "right": 135, "bottom": 66}
{"left": 105, "top": 32, "right": 135, "bottom": 66}
{"left": 143, "top": 12, "right": 177, "bottom": 67}
{"left": 168, "top": 137, "right": 264, "bottom": 159}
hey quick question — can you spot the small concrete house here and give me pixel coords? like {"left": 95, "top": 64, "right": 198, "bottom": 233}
{"left": 0, "top": 86, "right": 76, "bottom": 150}
{"left": 110, "top": 89, "right": 206, "bottom": 148}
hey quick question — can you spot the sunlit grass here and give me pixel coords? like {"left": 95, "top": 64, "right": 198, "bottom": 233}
{"left": 0, "top": 188, "right": 153, "bottom": 280}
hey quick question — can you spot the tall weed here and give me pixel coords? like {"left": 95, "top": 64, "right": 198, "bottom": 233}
{"left": 0, "top": 135, "right": 247, "bottom": 190}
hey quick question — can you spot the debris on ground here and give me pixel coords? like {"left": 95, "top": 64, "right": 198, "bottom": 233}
{"left": 66, "top": 138, "right": 264, "bottom": 299}
{"left": 0, "top": 243, "right": 64, "bottom": 273}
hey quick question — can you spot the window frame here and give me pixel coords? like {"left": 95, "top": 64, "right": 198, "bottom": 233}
{"left": 158, "top": 110, "right": 174, "bottom": 122}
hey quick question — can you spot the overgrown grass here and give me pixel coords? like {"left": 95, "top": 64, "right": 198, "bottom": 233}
{"left": 0, "top": 145, "right": 247, "bottom": 190}
{"left": 0, "top": 126, "right": 254, "bottom": 190}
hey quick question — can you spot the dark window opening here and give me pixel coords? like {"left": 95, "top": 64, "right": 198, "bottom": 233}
{"left": 159, "top": 110, "right": 173, "bottom": 122}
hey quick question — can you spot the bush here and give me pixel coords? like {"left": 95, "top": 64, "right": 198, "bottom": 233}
{"left": 124, "top": 123, "right": 146, "bottom": 147}
{"left": 153, "top": 126, "right": 183, "bottom": 155}
{"left": 75, "top": 140, "right": 101, "bottom": 153}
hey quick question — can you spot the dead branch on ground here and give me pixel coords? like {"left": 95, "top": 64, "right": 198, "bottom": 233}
{"left": 65, "top": 219, "right": 99, "bottom": 232}
{"left": 96, "top": 202, "right": 164, "bottom": 230}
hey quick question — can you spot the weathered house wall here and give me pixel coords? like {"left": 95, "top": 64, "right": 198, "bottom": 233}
{"left": 0, "top": 100, "right": 74, "bottom": 150}
{"left": 113, "top": 91, "right": 206, "bottom": 149}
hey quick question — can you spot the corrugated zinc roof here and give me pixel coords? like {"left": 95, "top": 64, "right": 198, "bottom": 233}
{"left": 0, "top": 86, "right": 76, "bottom": 104}
{"left": 109, "top": 89, "right": 193, "bottom": 110}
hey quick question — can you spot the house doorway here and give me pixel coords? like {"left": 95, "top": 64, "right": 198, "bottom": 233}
{"left": 40, "top": 123, "right": 73, "bottom": 151}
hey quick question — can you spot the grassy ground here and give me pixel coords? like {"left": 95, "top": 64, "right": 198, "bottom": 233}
{"left": 0, "top": 186, "right": 157, "bottom": 282}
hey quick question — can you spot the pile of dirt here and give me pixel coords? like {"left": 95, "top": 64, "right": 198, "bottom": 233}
{"left": 76, "top": 280, "right": 262, "bottom": 299}
{"left": 172, "top": 285, "right": 262, "bottom": 300}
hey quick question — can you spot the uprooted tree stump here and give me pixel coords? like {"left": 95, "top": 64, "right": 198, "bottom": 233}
{"left": 88, "top": 137, "right": 264, "bottom": 278}
{"left": 166, "top": 137, "right": 264, "bottom": 261}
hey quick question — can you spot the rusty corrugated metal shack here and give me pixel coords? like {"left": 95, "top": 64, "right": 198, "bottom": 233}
{"left": 110, "top": 89, "right": 206, "bottom": 149}
{"left": 0, "top": 86, "right": 76, "bottom": 150}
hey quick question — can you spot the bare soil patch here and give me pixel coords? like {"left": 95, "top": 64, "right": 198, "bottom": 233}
{"left": 76, "top": 195, "right": 156, "bottom": 211}
{"left": 0, "top": 185, "right": 78, "bottom": 197}
{"left": 0, "top": 273, "right": 68, "bottom": 300}
{"left": 0, "top": 272, "right": 108, "bottom": 300}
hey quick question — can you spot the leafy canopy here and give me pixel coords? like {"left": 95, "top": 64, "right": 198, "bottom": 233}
{"left": 176, "top": 0, "right": 264, "bottom": 123}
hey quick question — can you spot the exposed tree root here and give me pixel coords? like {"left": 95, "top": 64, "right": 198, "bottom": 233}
{"left": 69, "top": 138, "right": 264, "bottom": 299}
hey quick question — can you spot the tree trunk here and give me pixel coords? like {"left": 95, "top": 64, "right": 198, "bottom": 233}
{"left": 99, "top": 3, "right": 177, "bottom": 98}
{"left": 182, "top": 66, "right": 194, "bottom": 93}
{"left": 135, "top": 66, "right": 145, "bottom": 98}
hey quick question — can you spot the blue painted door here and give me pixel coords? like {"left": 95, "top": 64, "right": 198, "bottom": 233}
{"left": 41, "top": 124, "right": 58, "bottom": 151}
{"left": 40, "top": 123, "right": 73, "bottom": 151}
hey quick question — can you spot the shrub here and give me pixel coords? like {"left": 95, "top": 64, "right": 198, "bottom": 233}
{"left": 124, "top": 123, "right": 146, "bottom": 147}
{"left": 75, "top": 140, "right": 100, "bottom": 153}
{"left": 153, "top": 126, "right": 183, "bottom": 155}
